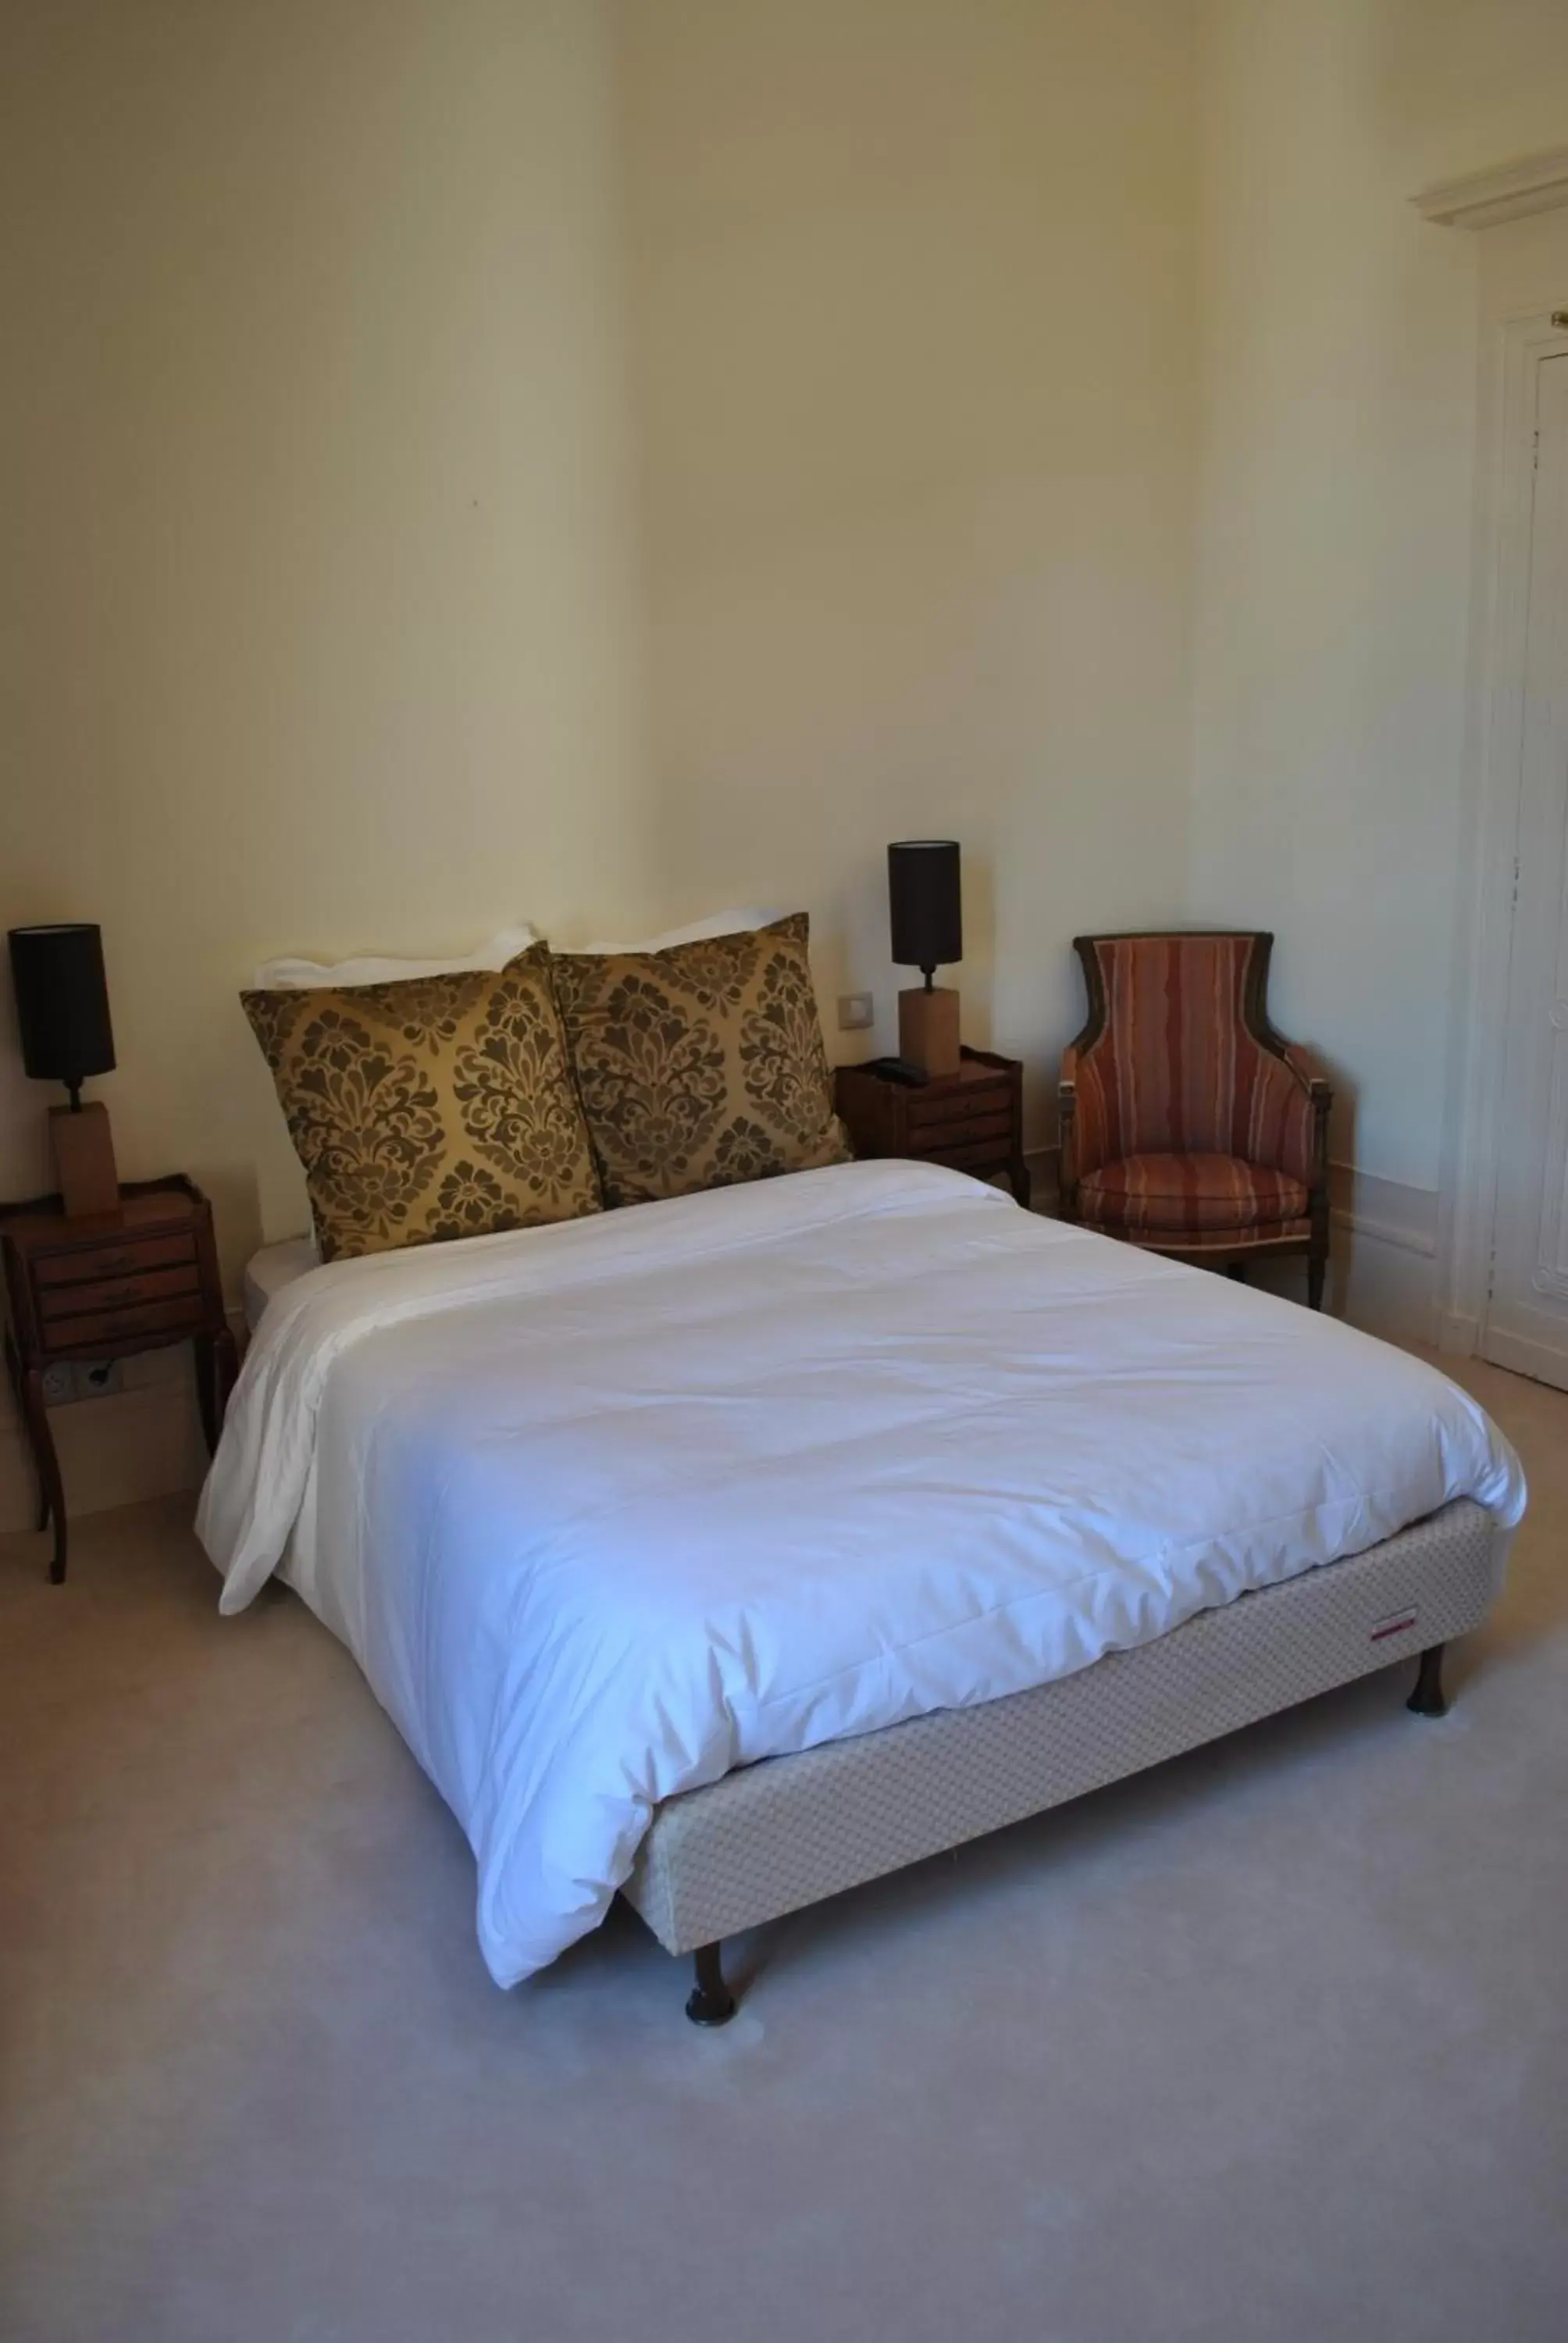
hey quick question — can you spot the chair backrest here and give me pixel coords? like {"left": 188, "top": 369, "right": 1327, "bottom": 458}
{"left": 1071, "top": 930, "right": 1295, "bottom": 1165}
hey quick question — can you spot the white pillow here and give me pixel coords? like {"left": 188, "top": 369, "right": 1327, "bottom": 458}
{"left": 577, "top": 908, "right": 784, "bottom": 954}
{"left": 251, "top": 924, "right": 540, "bottom": 991}
{"left": 241, "top": 1232, "right": 320, "bottom": 1332}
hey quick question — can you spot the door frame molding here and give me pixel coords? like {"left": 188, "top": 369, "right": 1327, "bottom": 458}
{"left": 1438, "top": 301, "right": 1568, "bottom": 1353}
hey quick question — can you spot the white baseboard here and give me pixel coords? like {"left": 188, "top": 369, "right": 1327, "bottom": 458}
{"left": 0, "top": 1346, "right": 209, "bottom": 1536}
{"left": 1477, "top": 1322, "right": 1568, "bottom": 1392}
{"left": 1326, "top": 1162, "right": 1440, "bottom": 1343}
{"left": 0, "top": 1304, "right": 249, "bottom": 1539}
{"left": 1024, "top": 1143, "right": 1060, "bottom": 1211}
{"left": 1435, "top": 1310, "right": 1481, "bottom": 1357}
{"left": 1025, "top": 1147, "right": 1441, "bottom": 1343}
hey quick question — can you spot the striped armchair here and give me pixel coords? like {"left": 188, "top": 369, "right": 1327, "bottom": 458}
{"left": 1057, "top": 932, "right": 1331, "bottom": 1307}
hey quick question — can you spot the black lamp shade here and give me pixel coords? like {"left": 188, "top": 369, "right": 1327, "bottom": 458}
{"left": 888, "top": 840, "right": 962, "bottom": 973}
{"left": 8, "top": 924, "right": 116, "bottom": 1091}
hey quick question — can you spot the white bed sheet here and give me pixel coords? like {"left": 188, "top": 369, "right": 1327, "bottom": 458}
{"left": 242, "top": 1236, "right": 319, "bottom": 1332}
{"left": 197, "top": 1161, "right": 1525, "bottom": 1988}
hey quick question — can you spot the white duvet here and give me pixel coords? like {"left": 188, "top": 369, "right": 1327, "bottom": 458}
{"left": 198, "top": 1161, "right": 1525, "bottom": 1987}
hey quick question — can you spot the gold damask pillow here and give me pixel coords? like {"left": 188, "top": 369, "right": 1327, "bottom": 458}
{"left": 241, "top": 947, "right": 602, "bottom": 1261}
{"left": 550, "top": 912, "right": 852, "bottom": 1208}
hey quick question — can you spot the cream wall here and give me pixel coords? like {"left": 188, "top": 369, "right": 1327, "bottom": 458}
{"left": 1190, "top": 0, "right": 1568, "bottom": 1193}
{"left": 3, "top": 0, "right": 1199, "bottom": 1272}
{"left": 0, "top": 0, "right": 656, "bottom": 1278}
{"left": 617, "top": 0, "right": 1199, "bottom": 1135}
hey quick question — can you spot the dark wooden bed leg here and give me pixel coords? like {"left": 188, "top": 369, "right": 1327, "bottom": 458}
{"left": 1406, "top": 1644, "right": 1449, "bottom": 1718}
{"left": 686, "top": 1942, "right": 736, "bottom": 2027}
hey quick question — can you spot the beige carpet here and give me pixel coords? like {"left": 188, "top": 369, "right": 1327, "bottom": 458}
{"left": 2, "top": 1351, "right": 1565, "bottom": 2343}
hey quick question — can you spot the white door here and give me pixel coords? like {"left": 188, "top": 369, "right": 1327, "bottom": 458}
{"left": 1485, "top": 350, "right": 1568, "bottom": 1389}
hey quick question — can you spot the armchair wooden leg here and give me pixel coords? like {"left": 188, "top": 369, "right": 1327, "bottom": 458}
{"left": 1307, "top": 1229, "right": 1327, "bottom": 1311}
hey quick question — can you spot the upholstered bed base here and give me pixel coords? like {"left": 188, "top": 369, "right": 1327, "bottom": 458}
{"left": 622, "top": 1500, "right": 1506, "bottom": 2015}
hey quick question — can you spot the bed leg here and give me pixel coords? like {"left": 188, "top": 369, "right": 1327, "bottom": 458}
{"left": 1406, "top": 1643, "right": 1449, "bottom": 1718}
{"left": 686, "top": 1942, "right": 736, "bottom": 2027}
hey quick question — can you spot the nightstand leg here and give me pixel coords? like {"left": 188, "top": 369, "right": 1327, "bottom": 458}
{"left": 1007, "top": 1154, "right": 1032, "bottom": 1207}
{"left": 6, "top": 1336, "right": 49, "bottom": 1533}
{"left": 194, "top": 1328, "right": 239, "bottom": 1457}
{"left": 215, "top": 1325, "right": 239, "bottom": 1419}
{"left": 18, "top": 1363, "right": 67, "bottom": 1585}
{"left": 194, "top": 1336, "right": 218, "bottom": 1455}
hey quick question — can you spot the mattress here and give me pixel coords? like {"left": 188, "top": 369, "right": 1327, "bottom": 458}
{"left": 198, "top": 1161, "right": 1525, "bottom": 1989}
{"left": 624, "top": 1496, "right": 1504, "bottom": 1953}
{"left": 242, "top": 1235, "right": 319, "bottom": 1332}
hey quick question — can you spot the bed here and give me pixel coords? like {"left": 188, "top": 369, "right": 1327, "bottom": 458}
{"left": 201, "top": 1161, "right": 1525, "bottom": 2021}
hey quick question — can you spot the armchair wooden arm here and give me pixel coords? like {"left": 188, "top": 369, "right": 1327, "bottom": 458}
{"left": 1303, "top": 1072, "right": 1332, "bottom": 1307}
{"left": 1057, "top": 1044, "right": 1081, "bottom": 1222}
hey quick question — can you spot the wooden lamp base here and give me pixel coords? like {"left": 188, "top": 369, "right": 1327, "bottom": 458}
{"left": 898, "top": 984, "right": 961, "bottom": 1079}
{"left": 48, "top": 1100, "right": 121, "bottom": 1221}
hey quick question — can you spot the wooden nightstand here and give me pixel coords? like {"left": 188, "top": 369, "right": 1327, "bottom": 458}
{"left": 835, "top": 1047, "right": 1030, "bottom": 1204}
{"left": 1, "top": 1175, "right": 237, "bottom": 1583}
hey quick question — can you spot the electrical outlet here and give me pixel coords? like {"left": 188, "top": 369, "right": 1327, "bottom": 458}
{"left": 73, "top": 1359, "right": 123, "bottom": 1401}
{"left": 837, "top": 992, "right": 874, "bottom": 1032}
{"left": 40, "top": 1363, "right": 76, "bottom": 1407}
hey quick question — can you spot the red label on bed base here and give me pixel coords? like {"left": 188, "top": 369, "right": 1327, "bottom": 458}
{"left": 1369, "top": 1610, "right": 1419, "bottom": 1644}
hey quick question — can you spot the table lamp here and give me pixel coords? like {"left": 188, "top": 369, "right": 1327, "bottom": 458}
{"left": 7, "top": 923, "right": 121, "bottom": 1219}
{"left": 889, "top": 840, "right": 963, "bottom": 1078}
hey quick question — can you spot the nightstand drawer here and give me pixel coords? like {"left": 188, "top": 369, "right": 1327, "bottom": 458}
{"left": 903, "top": 1104, "right": 1017, "bottom": 1150}
{"left": 40, "top": 1263, "right": 205, "bottom": 1324}
{"left": 34, "top": 1232, "right": 198, "bottom": 1288}
{"left": 906, "top": 1093, "right": 1012, "bottom": 1140}
{"left": 2, "top": 1172, "right": 237, "bottom": 1584}
{"left": 924, "top": 1135, "right": 1018, "bottom": 1175}
{"left": 41, "top": 1289, "right": 210, "bottom": 1354}
{"left": 833, "top": 1049, "right": 1028, "bottom": 1208}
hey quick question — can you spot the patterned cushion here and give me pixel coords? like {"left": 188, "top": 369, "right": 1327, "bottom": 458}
{"left": 551, "top": 913, "right": 853, "bottom": 1208}
{"left": 241, "top": 947, "right": 602, "bottom": 1262}
{"left": 1068, "top": 934, "right": 1316, "bottom": 1186}
{"left": 1078, "top": 1151, "right": 1310, "bottom": 1236}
